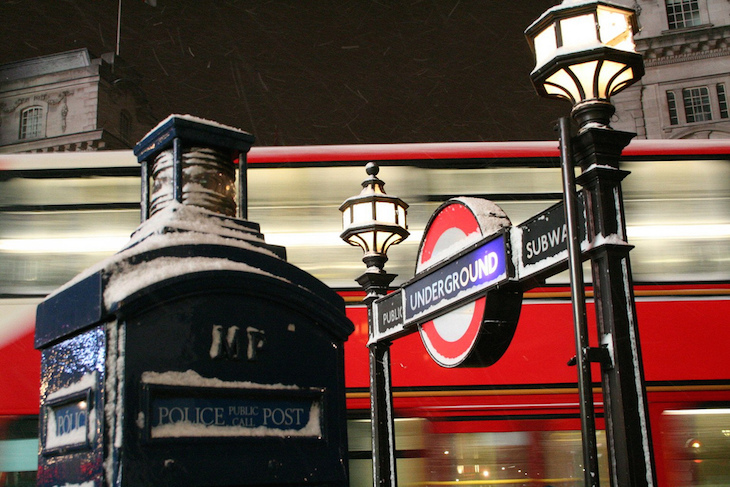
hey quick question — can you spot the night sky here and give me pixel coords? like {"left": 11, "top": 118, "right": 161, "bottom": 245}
{"left": 0, "top": 0, "right": 570, "bottom": 146}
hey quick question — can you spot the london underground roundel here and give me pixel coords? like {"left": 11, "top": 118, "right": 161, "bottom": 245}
{"left": 416, "top": 198, "right": 522, "bottom": 368}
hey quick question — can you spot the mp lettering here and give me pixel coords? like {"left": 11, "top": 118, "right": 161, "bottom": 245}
{"left": 210, "top": 325, "right": 241, "bottom": 360}
{"left": 210, "top": 325, "right": 266, "bottom": 361}
{"left": 246, "top": 327, "right": 266, "bottom": 361}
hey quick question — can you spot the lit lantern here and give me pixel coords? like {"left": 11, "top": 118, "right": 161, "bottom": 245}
{"left": 340, "top": 162, "right": 409, "bottom": 271}
{"left": 525, "top": 0, "right": 644, "bottom": 128}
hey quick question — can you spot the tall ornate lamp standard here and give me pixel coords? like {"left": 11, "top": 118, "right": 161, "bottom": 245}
{"left": 340, "top": 162, "right": 409, "bottom": 487}
{"left": 525, "top": 2, "right": 657, "bottom": 486}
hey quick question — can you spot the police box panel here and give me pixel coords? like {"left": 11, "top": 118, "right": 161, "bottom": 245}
{"left": 114, "top": 269, "right": 351, "bottom": 486}
{"left": 37, "top": 324, "right": 106, "bottom": 487}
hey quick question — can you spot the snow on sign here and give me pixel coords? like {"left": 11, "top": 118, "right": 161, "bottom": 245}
{"left": 43, "top": 372, "right": 97, "bottom": 453}
{"left": 148, "top": 394, "right": 321, "bottom": 438}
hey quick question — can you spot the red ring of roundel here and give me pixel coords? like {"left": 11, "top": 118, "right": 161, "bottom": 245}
{"left": 418, "top": 202, "right": 487, "bottom": 367}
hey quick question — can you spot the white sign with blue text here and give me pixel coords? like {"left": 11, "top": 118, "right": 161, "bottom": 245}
{"left": 372, "top": 233, "right": 508, "bottom": 344}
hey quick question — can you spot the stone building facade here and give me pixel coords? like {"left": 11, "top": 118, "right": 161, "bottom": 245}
{"left": 0, "top": 49, "right": 154, "bottom": 153}
{"left": 612, "top": 0, "right": 730, "bottom": 139}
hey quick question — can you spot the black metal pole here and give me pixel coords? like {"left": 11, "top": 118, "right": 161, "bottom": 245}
{"left": 140, "top": 159, "right": 149, "bottom": 222}
{"left": 573, "top": 126, "right": 657, "bottom": 487}
{"left": 368, "top": 340, "right": 397, "bottom": 487}
{"left": 358, "top": 268, "right": 398, "bottom": 487}
{"left": 238, "top": 151, "right": 248, "bottom": 220}
{"left": 559, "top": 117, "right": 600, "bottom": 487}
{"left": 173, "top": 137, "right": 183, "bottom": 204}
{"left": 115, "top": 0, "right": 122, "bottom": 57}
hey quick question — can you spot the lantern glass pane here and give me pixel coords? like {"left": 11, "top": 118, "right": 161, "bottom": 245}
{"left": 609, "top": 65, "right": 634, "bottom": 97}
{"left": 544, "top": 82, "right": 574, "bottom": 102}
{"left": 374, "top": 230, "right": 385, "bottom": 254}
{"left": 377, "top": 230, "right": 401, "bottom": 255}
{"left": 342, "top": 206, "right": 352, "bottom": 229}
{"left": 375, "top": 201, "right": 397, "bottom": 224}
{"left": 560, "top": 14, "right": 598, "bottom": 50}
{"left": 534, "top": 24, "right": 557, "bottom": 67}
{"left": 596, "top": 60, "right": 623, "bottom": 98}
{"left": 397, "top": 206, "right": 407, "bottom": 227}
{"left": 597, "top": 7, "right": 634, "bottom": 51}
{"left": 546, "top": 68, "right": 581, "bottom": 103}
{"left": 571, "top": 60, "right": 599, "bottom": 99}
{"left": 352, "top": 201, "right": 373, "bottom": 225}
{"left": 351, "top": 232, "right": 372, "bottom": 252}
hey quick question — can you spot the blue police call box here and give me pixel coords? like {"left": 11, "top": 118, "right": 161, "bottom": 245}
{"left": 34, "top": 115, "right": 354, "bottom": 486}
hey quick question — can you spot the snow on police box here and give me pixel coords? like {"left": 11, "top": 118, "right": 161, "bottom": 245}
{"left": 43, "top": 373, "right": 96, "bottom": 454}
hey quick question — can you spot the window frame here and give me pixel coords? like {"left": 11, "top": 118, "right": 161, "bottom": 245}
{"left": 19, "top": 105, "right": 45, "bottom": 140}
{"left": 682, "top": 86, "right": 713, "bottom": 123}
{"left": 666, "top": 91, "right": 679, "bottom": 126}
{"left": 717, "top": 84, "right": 729, "bottom": 120}
{"left": 665, "top": 0, "right": 702, "bottom": 30}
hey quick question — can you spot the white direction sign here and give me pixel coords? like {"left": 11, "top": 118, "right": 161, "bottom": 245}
{"left": 512, "top": 194, "right": 587, "bottom": 281}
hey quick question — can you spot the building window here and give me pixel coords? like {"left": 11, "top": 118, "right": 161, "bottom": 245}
{"left": 120, "top": 110, "right": 132, "bottom": 142}
{"left": 683, "top": 87, "right": 712, "bottom": 122}
{"left": 666, "top": 0, "right": 701, "bottom": 29}
{"left": 666, "top": 91, "right": 679, "bottom": 125}
{"left": 718, "top": 84, "right": 729, "bottom": 119}
{"left": 19, "top": 106, "right": 44, "bottom": 140}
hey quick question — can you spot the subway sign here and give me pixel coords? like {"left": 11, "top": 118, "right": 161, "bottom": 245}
{"left": 515, "top": 195, "right": 586, "bottom": 279}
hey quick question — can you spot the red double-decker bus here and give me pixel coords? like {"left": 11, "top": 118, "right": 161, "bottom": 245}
{"left": 2, "top": 139, "right": 729, "bottom": 486}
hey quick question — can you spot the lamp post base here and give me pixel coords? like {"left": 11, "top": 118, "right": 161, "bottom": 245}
{"left": 571, "top": 99, "right": 615, "bottom": 131}
{"left": 357, "top": 268, "right": 397, "bottom": 305}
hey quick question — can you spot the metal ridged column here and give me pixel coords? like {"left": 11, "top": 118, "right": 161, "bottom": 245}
{"left": 573, "top": 127, "right": 657, "bottom": 487}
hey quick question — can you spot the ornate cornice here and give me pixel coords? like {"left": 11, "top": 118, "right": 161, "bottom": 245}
{"left": 644, "top": 48, "right": 729, "bottom": 67}
{"left": 638, "top": 24, "right": 730, "bottom": 67}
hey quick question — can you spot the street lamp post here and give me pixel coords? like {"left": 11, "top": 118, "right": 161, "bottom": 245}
{"left": 526, "top": 2, "right": 657, "bottom": 486}
{"left": 340, "top": 162, "right": 409, "bottom": 487}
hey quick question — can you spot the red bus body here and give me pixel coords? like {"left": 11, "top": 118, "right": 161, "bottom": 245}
{"left": 1, "top": 139, "right": 729, "bottom": 485}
